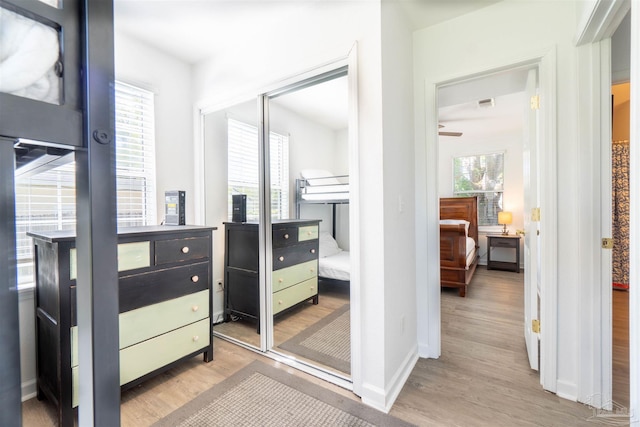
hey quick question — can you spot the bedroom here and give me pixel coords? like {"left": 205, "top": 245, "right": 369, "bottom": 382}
{"left": 202, "top": 72, "right": 353, "bottom": 378}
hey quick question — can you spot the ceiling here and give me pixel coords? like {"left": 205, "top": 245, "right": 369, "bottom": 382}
{"left": 114, "top": 0, "right": 501, "bottom": 65}
{"left": 114, "top": 0, "right": 504, "bottom": 135}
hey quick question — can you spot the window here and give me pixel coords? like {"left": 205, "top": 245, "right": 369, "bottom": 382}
{"left": 453, "top": 152, "right": 504, "bottom": 226}
{"left": 227, "top": 118, "right": 289, "bottom": 221}
{"left": 14, "top": 81, "right": 156, "bottom": 288}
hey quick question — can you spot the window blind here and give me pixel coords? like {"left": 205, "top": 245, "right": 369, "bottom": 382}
{"left": 14, "top": 81, "right": 157, "bottom": 288}
{"left": 227, "top": 118, "right": 289, "bottom": 221}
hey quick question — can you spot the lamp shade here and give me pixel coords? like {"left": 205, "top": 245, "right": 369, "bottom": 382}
{"left": 498, "top": 211, "right": 513, "bottom": 225}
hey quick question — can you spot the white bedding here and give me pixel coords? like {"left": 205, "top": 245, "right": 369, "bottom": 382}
{"left": 466, "top": 237, "right": 477, "bottom": 269}
{"left": 319, "top": 251, "right": 350, "bottom": 281}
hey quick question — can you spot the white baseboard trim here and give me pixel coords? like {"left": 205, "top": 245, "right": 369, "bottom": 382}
{"left": 22, "top": 379, "right": 37, "bottom": 402}
{"left": 361, "top": 345, "right": 419, "bottom": 413}
{"left": 556, "top": 379, "right": 578, "bottom": 402}
{"left": 418, "top": 342, "right": 438, "bottom": 359}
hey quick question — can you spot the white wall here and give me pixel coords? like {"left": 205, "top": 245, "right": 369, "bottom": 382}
{"left": 115, "top": 32, "right": 195, "bottom": 225}
{"left": 381, "top": 0, "right": 418, "bottom": 408}
{"left": 438, "top": 126, "right": 525, "bottom": 266}
{"left": 193, "top": 0, "right": 420, "bottom": 411}
{"left": 414, "top": 0, "right": 582, "bottom": 400}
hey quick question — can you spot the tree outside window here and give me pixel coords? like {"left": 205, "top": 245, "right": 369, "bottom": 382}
{"left": 453, "top": 152, "right": 504, "bottom": 225}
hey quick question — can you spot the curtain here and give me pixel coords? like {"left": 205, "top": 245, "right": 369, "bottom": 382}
{"left": 612, "top": 142, "right": 630, "bottom": 290}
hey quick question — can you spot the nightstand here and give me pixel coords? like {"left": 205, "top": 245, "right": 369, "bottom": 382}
{"left": 486, "top": 234, "right": 521, "bottom": 273}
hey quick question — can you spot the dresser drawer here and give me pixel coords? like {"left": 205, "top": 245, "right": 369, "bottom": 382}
{"left": 272, "top": 226, "right": 299, "bottom": 248}
{"left": 298, "top": 225, "right": 319, "bottom": 242}
{"left": 273, "top": 277, "right": 318, "bottom": 315}
{"left": 71, "top": 290, "right": 210, "bottom": 367}
{"left": 72, "top": 318, "right": 210, "bottom": 408}
{"left": 490, "top": 237, "right": 518, "bottom": 248}
{"left": 272, "top": 260, "right": 317, "bottom": 293}
{"left": 273, "top": 241, "right": 318, "bottom": 271}
{"left": 120, "top": 318, "right": 210, "bottom": 385}
{"left": 155, "top": 236, "right": 210, "bottom": 265}
{"left": 119, "top": 262, "right": 209, "bottom": 313}
{"left": 70, "top": 241, "right": 150, "bottom": 280}
{"left": 70, "top": 262, "right": 209, "bottom": 326}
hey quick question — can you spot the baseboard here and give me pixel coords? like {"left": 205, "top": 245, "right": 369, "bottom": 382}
{"left": 556, "top": 379, "right": 578, "bottom": 402}
{"left": 360, "top": 345, "right": 419, "bottom": 413}
{"left": 21, "top": 379, "right": 36, "bottom": 402}
{"left": 212, "top": 309, "right": 225, "bottom": 325}
{"left": 418, "top": 341, "right": 439, "bottom": 359}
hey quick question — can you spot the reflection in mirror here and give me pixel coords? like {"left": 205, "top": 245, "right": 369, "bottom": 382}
{"left": 206, "top": 99, "right": 264, "bottom": 348}
{"left": 267, "top": 72, "right": 351, "bottom": 377}
{"left": 37, "top": 0, "right": 61, "bottom": 8}
{"left": 0, "top": 7, "right": 61, "bottom": 104}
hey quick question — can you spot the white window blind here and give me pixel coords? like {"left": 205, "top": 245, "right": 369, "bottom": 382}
{"left": 227, "top": 118, "right": 289, "bottom": 221}
{"left": 14, "top": 81, "right": 157, "bottom": 288}
{"left": 453, "top": 152, "right": 504, "bottom": 226}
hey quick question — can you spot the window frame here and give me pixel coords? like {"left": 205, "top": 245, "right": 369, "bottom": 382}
{"left": 452, "top": 151, "right": 505, "bottom": 227}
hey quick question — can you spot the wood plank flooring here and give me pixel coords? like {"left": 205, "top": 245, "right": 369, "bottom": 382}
{"left": 22, "top": 267, "right": 628, "bottom": 426}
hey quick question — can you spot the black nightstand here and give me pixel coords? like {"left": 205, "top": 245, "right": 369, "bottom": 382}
{"left": 486, "top": 234, "right": 521, "bottom": 273}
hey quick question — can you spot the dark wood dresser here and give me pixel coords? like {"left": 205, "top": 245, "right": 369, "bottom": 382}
{"left": 224, "top": 220, "right": 320, "bottom": 328}
{"left": 28, "top": 225, "right": 215, "bottom": 427}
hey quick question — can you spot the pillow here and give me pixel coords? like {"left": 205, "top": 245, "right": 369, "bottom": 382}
{"left": 319, "top": 231, "right": 342, "bottom": 258}
{"left": 440, "top": 219, "right": 470, "bottom": 236}
{"left": 300, "top": 169, "right": 340, "bottom": 186}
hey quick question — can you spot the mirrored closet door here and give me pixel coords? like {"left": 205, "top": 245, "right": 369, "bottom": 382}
{"left": 205, "top": 67, "right": 352, "bottom": 379}
{"left": 266, "top": 69, "right": 352, "bottom": 378}
{"left": 206, "top": 99, "right": 265, "bottom": 348}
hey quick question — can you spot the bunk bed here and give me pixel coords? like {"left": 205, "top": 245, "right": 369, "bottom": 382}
{"left": 440, "top": 196, "right": 480, "bottom": 297}
{"left": 295, "top": 169, "right": 350, "bottom": 283}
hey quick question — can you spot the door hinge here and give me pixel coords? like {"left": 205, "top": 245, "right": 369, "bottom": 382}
{"left": 532, "top": 319, "right": 540, "bottom": 333}
{"left": 530, "top": 95, "right": 540, "bottom": 110}
{"left": 602, "top": 238, "right": 614, "bottom": 249}
{"left": 531, "top": 207, "right": 541, "bottom": 222}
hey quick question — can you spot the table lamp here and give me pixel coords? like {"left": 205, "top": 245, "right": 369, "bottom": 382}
{"left": 498, "top": 211, "right": 512, "bottom": 235}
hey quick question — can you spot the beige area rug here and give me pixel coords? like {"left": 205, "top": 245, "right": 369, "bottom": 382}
{"left": 278, "top": 304, "right": 351, "bottom": 374}
{"left": 153, "top": 360, "right": 414, "bottom": 427}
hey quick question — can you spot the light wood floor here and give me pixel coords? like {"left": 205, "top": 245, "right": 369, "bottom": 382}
{"left": 22, "top": 267, "right": 627, "bottom": 426}
{"left": 613, "top": 288, "right": 630, "bottom": 409}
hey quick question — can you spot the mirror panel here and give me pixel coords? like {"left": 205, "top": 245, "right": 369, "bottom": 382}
{"left": 205, "top": 99, "right": 264, "bottom": 348}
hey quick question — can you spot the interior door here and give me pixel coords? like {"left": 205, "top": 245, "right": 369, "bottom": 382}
{"left": 523, "top": 68, "right": 541, "bottom": 371}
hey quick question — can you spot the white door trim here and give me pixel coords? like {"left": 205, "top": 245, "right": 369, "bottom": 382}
{"left": 421, "top": 47, "right": 558, "bottom": 393}
{"left": 575, "top": 0, "right": 637, "bottom": 416}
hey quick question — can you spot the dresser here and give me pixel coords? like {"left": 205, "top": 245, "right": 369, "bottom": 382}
{"left": 28, "top": 225, "right": 215, "bottom": 427}
{"left": 224, "top": 220, "right": 320, "bottom": 329}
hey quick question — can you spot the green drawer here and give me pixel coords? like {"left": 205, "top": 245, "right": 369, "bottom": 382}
{"left": 72, "top": 318, "right": 210, "bottom": 408}
{"left": 273, "top": 277, "right": 317, "bottom": 315}
{"left": 71, "top": 291, "right": 209, "bottom": 366}
{"left": 70, "top": 241, "right": 150, "bottom": 280}
{"left": 298, "top": 225, "right": 318, "bottom": 241}
{"left": 272, "top": 260, "right": 317, "bottom": 293}
{"left": 120, "top": 318, "right": 209, "bottom": 385}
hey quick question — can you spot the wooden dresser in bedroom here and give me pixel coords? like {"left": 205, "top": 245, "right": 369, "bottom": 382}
{"left": 28, "top": 225, "right": 215, "bottom": 427}
{"left": 224, "top": 220, "right": 320, "bottom": 329}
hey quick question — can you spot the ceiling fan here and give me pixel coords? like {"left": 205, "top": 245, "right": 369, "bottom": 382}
{"left": 438, "top": 124, "right": 463, "bottom": 137}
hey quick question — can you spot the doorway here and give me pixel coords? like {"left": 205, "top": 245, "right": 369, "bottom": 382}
{"left": 436, "top": 65, "right": 539, "bottom": 378}
{"left": 201, "top": 65, "right": 355, "bottom": 383}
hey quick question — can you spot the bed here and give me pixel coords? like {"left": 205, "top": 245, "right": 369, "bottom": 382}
{"left": 440, "top": 196, "right": 480, "bottom": 297}
{"left": 295, "top": 169, "right": 351, "bottom": 284}
{"left": 295, "top": 169, "right": 349, "bottom": 238}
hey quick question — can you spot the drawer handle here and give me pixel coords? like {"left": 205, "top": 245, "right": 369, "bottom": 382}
{"left": 181, "top": 246, "right": 190, "bottom": 254}
{"left": 278, "top": 278, "right": 283, "bottom": 283}
{"left": 310, "top": 268, "right": 314, "bottom": 273}
{"left": 278, "top": 300, "right": 283, "bottom": 305}
{"left": 192, "top": 335, "right": 199, "bottom": 342}
{"left": 284, "top": 233, "right": 289, "bottom": 239}
{"left": 192, "top": 305, "right": 199, "bottom": 312}
{"left": 191, "top": 275, "right": 199, "bottom": 283}
{"left": 310, "top": 248, "right": 316, "bottom": 254}
{"left": 279, "top": 256, "right": 284, "bottom": 262}
{"left": 307, "top": 231, "right": 312, "bottom": 236}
